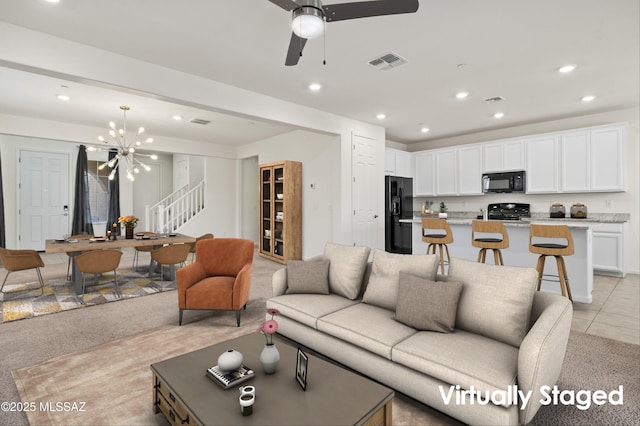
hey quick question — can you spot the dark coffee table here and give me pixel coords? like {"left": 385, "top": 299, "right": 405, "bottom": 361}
{"left": 151, "top": 333, "right": 394, "bottom": 425}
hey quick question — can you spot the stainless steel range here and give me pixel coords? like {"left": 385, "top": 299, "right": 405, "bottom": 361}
{"left": 479, "top": 203, "right": 531, "bottom": 221}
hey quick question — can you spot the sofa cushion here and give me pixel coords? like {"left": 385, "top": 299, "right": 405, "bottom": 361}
{"left": 362, "top": 249, "right": 439, "bottom": 311}
{"left": 285, "top": 259, "right": 330, "bottom": 295}
{"left": 323, "top": 242, "right": 370, "bottom": 300}
{"left": 267, "top": 294, "right": 358, "bottom": 329}
{"left": 392, "top": 330, "right": 519, "bottom": 401}
{"left": 317, "top": 303, "right": 417, "bottom": 360}
{"left": 448, "top": 258, "right": 538, "bottom": 348}
{"left": 394, "top": 272, "right": 463, "bottom": 333}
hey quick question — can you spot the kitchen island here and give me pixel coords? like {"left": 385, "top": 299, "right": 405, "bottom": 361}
{"left": 412, "top": 214, "right": 627, "bottom": 304}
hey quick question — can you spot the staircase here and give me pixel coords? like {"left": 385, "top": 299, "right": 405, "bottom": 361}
{"left": 147, "top": 180, "right": 205, "bottom": 233}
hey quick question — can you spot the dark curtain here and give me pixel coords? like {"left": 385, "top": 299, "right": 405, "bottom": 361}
{"left": 0, "top": 151, "right": 5, "bottom": 248}
{"left": 71, "top": 145, "right": 94, "bottom": 235}
{"left": 106, "top": 149, "right": 121, "bottom": 235}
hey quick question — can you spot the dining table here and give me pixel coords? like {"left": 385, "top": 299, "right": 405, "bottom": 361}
{"left": 45, "top": 233, "right": 196, "bottom": 295}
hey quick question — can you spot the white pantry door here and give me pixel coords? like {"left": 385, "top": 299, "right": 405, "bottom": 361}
{"left": 19, "top": 150, "right": 70, "bottom": 250}
{"left": 352, "top": 134, "right": 379, "bottom": 250}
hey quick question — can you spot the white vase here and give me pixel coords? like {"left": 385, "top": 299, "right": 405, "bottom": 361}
{"left": 217, "top": 349, "right": 243, "bottom": 372}
{"left": 260, "top": 343, "right": 280, "bottom": 374}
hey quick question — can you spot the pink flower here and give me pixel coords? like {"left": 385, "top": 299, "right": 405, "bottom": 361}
{"left": 262, "top": 320, "right": 278, "bottom": 334}
{"left": 267, "top": 308, "right": 281, "bottom": 317}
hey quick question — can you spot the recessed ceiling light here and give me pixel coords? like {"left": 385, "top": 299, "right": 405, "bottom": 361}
{"left": 172, "top": 115, "right": 183, "bottom": 121}
{"left": 558, "top": 64, "right": 576, "bottom": 73}
{"left": 308, "top": 83, "right": 322, "bottom": 91}
{"left": 456, "top": 91, "right": 469, "bottom": 99}
{"left": 376, "top": 113, "right": 386, "bottom": 120}
{"left": 56, "top": 94, "right": 70, "bottom": 101}
{"left": 581, "top": 95, "right": 596, "bottom": 102}
{"left": 493, "top": 112, "right": 505, "bottom": 119}
{"left": 44, "top": 0, "right": 60, "bottom": 3}
{"left": 420, "top": 127, "right": 430, "bottom": 133}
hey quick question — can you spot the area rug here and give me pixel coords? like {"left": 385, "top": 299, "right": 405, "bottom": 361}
{"left": 0, "top": 269, "right": 171, "bottom": 323}
{"left": 13, "top": 320, "right": 639, "bottom": 425}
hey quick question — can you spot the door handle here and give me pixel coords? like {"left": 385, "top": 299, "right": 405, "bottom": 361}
{"left": 374, "top": 214, "right": 379, "bottom": 219}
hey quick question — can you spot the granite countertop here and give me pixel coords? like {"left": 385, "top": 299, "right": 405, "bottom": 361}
{"left": 411, "top": 211, "right": 630, "bottom": 229}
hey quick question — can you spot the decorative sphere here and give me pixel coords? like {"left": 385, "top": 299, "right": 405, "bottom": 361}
{"left": 218, "top": 349, "right": 243, "bottom": 372}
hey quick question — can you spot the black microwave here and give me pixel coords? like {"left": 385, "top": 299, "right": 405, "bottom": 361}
{"left": 482, "top": 171, "right": 526, "bottom": 193}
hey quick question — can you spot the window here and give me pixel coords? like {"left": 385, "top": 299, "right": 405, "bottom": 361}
{"left": 87, "top": 160, "right": 109, "bottom": 223}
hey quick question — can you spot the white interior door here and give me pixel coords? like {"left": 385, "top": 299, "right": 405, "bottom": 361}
{"left": 19, "top": 150, "right": 70, "bottom": 250}
{"left": 352, "top": 134, "right": 379, "bottom": 249}
{"left": 134, "top": 163, "right": 161, "bottom": 232}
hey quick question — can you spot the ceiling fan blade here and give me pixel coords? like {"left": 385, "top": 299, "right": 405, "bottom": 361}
{"left": 285, "top": 32, "right": 307, "bottom": 66}
{"left": 323, "top": 0, "right": 419, "bottom": 22}
{"left": 267, "top": 0, "right": 301, "bottom": 12}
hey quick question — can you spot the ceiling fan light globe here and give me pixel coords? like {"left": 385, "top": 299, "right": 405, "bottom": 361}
{"left": 292, "top": 7, "right": 324, "bottom": 40}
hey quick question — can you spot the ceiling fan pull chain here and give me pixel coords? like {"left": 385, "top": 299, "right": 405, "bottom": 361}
{"left": 323, "top": 19, "right": 326, "bottom": 65}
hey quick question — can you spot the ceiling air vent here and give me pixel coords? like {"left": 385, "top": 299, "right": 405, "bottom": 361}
{"left": 368, "top": 52, "right": 408, "bottom": 70}
{"left": 484, "top": 96, "right": 505, "bottom": 103}
{"left": 189, "top": 118, "right": 211, "bottom": 125}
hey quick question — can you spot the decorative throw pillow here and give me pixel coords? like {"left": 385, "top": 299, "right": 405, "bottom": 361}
{"left": 363, "top": 249, "right": 439, "bottom": 311}
{"left": 285, "top": 259, "right": 330, "bottom": 295}
{"left": 448, "top": 258, "right": 538, "bottom": 347}
{"left": 394, "top": 272, "right": 463, "bottom": 333}
{"left": 323, "top": 242, "right": 370, "bottom": 300}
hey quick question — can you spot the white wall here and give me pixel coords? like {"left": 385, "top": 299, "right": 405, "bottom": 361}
{"left": 238, "top": 130, "right": 342, "bottom": 258}
{"left": 404, "top": 107, "right": 640, "bottom": 274}
{"left": 240, "top": 156, "right": 259, "bottom": 243}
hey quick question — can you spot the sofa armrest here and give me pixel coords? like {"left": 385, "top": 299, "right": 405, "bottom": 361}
{"left": 272, "top": 268, "right": 287, "bottom": 297}
{"left": 517, "top": 292, "right": 573, "bottom": 424}
{"left": 232, "top": 264, "right": 252, "bottom": 309}
{"left": 176, "top": 262, "right": 207, "bottom": 307}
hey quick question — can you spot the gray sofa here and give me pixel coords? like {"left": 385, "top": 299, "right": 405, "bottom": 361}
{"left": 266, "top": 243, "right": 573, "bottom": 425}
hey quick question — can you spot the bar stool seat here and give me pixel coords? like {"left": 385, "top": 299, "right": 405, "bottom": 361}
{"left": 422, "top": 218, "right": 453, "bottom": 275}
{"left": 529, "top": 224, "right": 574, "bottom": 302}
{"left": 471, "top": 220, "right": 509, "bottom": 265}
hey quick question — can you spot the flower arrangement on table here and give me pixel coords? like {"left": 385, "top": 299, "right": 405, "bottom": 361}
{"left": 118, "top": 215, "right": 139, "bottom": 229}
{"left": 257, "top": 308, "right": 280, "bottom": 345}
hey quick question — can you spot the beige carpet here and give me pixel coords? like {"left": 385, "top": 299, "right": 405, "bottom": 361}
{"left": 13, "top": 309, "right": 640, "bottom": 425}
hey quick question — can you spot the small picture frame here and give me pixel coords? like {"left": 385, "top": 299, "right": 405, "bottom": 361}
{"left": 296, "top": 347, "right": 308, "bottom": 391}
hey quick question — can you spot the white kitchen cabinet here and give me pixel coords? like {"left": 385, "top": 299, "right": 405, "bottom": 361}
{"left": 435, "top": 149, "right": 457, "bottom": 195}
{"left": 395, "top": 150, "right": 412, "bottom": 177}
{"left": 526, "top": 135, "right": 560, "bottom": 193}
{"left": 414, "top": 151, "right": 435, "bottom": 196}
{"left": 561, "top": 130, "right": 590, "bottom": 192}
{"left": 483, "top": 139, "right": 525, "bottom": 172}
{"left": 590, "top": 125, "right": 625, "bottom": 191}
{"left": 384, "top": 149, "right": 396, "bottom": 174}
{"left": 457, "top": 145, "right": 483, "bottom": 195}
{"left": 593, "top": 222, "right": 626, "bottom": 277}
{"left": 385, "top": 148, "right": 412, "bottom": 178}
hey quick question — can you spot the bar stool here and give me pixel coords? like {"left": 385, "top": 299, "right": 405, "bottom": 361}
{"left": 529, "top": 224, "right": 574, "bottom": 302}
{"left": 471, "top": 220, "right": 509, "bottom": 265}
{"left": 422, "top": 218, "right": 453, "bottom": 275}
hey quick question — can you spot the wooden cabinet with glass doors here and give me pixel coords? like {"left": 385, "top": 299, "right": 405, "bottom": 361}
{"left": 259, "top": 161, "right": 302, "bottom": 264}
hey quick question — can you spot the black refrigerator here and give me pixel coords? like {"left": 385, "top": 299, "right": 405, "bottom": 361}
{"left": 385, "top": 175, "right": 413, "bottom": 254}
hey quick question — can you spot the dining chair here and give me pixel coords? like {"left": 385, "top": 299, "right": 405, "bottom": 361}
{"left": 74, "top": 249, "right": 123, "bottom": 303}
{"left": 0, "top": 248, "right": 46, "bottom": 297}
{"left": 132, "top": 232, "right": 156, "bottom": 271}
{"left": 66, "top": 234, "right": 94, "bottom": 280}
{"left": 150, "top": 244, "right": 191, "bottom": 291}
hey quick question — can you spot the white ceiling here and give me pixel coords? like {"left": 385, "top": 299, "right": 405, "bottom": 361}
{"left": 0, "top": 0, "right": 638, "bottom": 147}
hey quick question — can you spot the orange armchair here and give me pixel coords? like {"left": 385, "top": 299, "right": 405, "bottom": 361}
{"left": 177, "top": 238, "right": 254, "bottom": 326}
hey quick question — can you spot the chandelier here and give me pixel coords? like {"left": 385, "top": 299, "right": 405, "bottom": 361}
{"left": 97, "top": 105, "right": 157, "bottom": 181}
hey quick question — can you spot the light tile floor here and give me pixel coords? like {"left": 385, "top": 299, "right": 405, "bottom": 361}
{"left": 36, "top": 251, "right": 640, "bottom": 345}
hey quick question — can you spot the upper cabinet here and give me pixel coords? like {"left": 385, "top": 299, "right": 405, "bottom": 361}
{"left": 483, "top": 139, "right": 525, "bottom": 172}
{"left": 414, "top": 151, "right": 435, "bottom": 196}
{"left": 412, "top": 122, "right": 627, "bottom": 197}
{"left": 526, "top": 135, "right": 560, "bottom": 193}
{"left": 385, "top": 148, "right": 412, "bottom": 178}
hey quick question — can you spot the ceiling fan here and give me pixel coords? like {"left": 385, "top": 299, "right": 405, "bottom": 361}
{"left": 268, "top": 0, "right": 419, "bottom": 66}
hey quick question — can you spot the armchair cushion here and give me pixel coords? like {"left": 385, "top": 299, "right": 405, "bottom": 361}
{"left": 285, "top": 259, "right": 330, "bottom": 295}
